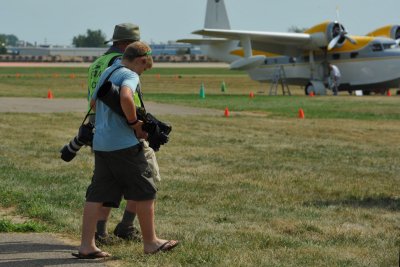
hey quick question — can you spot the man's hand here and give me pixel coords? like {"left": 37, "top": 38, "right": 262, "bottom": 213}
{"left": 131, "top": 120, "right": 148, "bottom": 139}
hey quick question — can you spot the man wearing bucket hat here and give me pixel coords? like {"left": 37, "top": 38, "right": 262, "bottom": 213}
{"left": 86, "top": 23, "right": 161, "bottom": 244}
{"left": 88, "top": 23, "right": 140, "bottom": 104}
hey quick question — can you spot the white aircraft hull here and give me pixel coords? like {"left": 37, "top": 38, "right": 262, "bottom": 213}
{"left": 248, "top": 52, "right": 400, "bottom": 90}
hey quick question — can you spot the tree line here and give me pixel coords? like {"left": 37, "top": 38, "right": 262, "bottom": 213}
{"left": 0, "top": 34, "right": 18, "bottom": 54}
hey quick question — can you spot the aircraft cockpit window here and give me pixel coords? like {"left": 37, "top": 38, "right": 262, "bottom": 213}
{"left": 383, "top": 43, "right": 396, "bottom": 50}
{"left": 371, "top": 43, "right": 383, "bottom": 52}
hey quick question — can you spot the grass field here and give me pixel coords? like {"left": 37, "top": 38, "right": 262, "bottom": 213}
{"left": 0, "top": 67, "right": 399, "bottom": 266}
{"left": 0, "top": 66, "right": 298, "bottom": 98}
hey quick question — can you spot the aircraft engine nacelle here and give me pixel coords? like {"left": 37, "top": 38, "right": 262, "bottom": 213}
{"left": 229, "top": 55, "right": 266, "bottom": 70}
{"left": 366, "top": 25, "right": 400, "bottom": 41}
{"left": 307, "top": 21, "right": 348, "bottom": 49}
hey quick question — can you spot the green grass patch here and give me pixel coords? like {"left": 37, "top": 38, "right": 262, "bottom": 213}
{"left": 0, "top": 219, "right": 47, "bottom": 232}
{"left": 0, "top": 112, "right": 399, "bottom": 266}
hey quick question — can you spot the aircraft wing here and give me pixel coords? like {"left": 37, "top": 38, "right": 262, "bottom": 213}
{"left": 177, "top": 38, "right": 230, "bottom": 45}
{"left": 192, "top": 29, "right": 313, "bottom": 56}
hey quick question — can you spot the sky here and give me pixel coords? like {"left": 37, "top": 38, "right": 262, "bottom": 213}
{"left": 1, "top": 0, "right": 400, "bottom": 46}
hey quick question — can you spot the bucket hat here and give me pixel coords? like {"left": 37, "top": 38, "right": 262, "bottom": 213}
{"left": 104, "top": 23, "right": 140, "bottom": 44}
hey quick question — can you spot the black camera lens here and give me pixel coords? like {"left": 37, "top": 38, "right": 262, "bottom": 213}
{"left": 60, "top": 144, "right": 77, "bottom": 162}
{"left": 60, "top": 136, "right": 84, "bottom": 162}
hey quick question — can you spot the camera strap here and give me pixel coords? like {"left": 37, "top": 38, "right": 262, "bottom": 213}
{"left": 81, "top": 108, "right": 93, "bottom": 126}
{"left": 136, "top": 83, "right": 146, "bottom": 112}
{"left": 104, "top": 65, "right": 124, "bottom": 83}
{"left": 82, "top": 65, "right": 125, "bottom": 126}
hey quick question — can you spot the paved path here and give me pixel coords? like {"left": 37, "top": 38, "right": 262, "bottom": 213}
{"left": 0, "top": 233, "right": 109, "bottom": 267}
{"left": 0, "top": 97, "right": 219, "bottom": 116}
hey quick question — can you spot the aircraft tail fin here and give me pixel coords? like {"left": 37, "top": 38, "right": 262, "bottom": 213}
{"left": 205, "top": 0, "right": 230, "bottom": 29}
{"left": 178, "top": 0, "right": 238, "bottom": 63}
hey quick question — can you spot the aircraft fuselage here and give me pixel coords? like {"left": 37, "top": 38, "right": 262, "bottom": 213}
{"left": 247, "top": 38, "right": 400, "bottom": 92}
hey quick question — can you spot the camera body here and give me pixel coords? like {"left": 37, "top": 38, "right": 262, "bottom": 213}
{"left": 139, "top": 111, "right": 172, "bottom": 152}
{"left": 60, "top": 122, "right": 94, "bottom": 162}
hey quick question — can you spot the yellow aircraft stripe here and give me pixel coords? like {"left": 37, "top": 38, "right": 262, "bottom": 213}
{"left": 332, "top": 36, "right": 372, "bottom": 52}
{"left": 366, "top": 25, "right": 392, "bottom": 37}
{"left": 230, "top": 49, "right": 279, "bottom": 57}
{"left": 304, "top": 21, "right": 330, "bottom": 34}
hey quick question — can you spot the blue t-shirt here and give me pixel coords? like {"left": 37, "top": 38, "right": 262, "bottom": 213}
{"left": 91, "top": 61, "right": 140, "bottom": 151}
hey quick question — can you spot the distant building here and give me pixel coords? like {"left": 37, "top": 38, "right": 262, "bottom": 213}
{"left": 2, "top": 42, "right": 206, "bottom": 62}
{"left": 7, "top": 46, "right": 107, "bottom": 57}
{"left": 150, "top": 42, "right": 202, "bottom": 56}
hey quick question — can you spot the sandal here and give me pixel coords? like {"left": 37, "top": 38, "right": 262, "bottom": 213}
{"left": 145, "top": 240, "right": 179, "bottom": 254}
{"left": 72, "top": 250, "right": 111, "bottom": 259}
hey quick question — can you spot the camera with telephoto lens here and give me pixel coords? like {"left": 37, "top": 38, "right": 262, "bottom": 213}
{"left": 137, "top": 108, "right": 172, "bottom": 152}
{"left": 60, "top": 122, "right": 94, "bottom": 162}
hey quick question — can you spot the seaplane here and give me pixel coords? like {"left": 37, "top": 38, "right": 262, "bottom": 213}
{"left": 178, "top": 0, "right": 400, "bottom": 95}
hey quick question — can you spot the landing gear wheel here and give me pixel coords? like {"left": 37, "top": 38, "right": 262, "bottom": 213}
{"left": 305, "top": 83, "right": 315, "bottom": 95}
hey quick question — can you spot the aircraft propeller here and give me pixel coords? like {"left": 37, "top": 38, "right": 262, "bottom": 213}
{"left": 327, "top": 22, "right": 357, "bottom": 50}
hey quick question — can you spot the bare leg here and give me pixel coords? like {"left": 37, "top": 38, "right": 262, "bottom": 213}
{"left": 135, "top": 199, "right": 177, "bottom": 253}
{"left": 79, "top": 201, "right": 109, "bottom": 255}
{"left": 135, "top": 199, "right": 156, "bottom": 244}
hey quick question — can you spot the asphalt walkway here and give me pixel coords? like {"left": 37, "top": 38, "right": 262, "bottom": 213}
{"left": 0, "top": 97, "right": 219, "bottom": 116}
{"left": 0, "top": 233, "right": 109, "bottom": 267}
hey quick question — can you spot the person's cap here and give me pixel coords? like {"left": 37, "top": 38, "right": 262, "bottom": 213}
{"left": 104, "top": 23, "right": 140, "bottom": 44}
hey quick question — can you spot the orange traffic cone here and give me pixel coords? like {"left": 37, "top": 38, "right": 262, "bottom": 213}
{"left": 249, "top": 91, "right": 255, "bottom": 98}
{"left": 298, "top": 108, "right": 304, "bottom": 119}
{"left": 387, "top": 90, "right": 391, "bottom": 96}
{"left": 309, "top": 91, "right": 315, "bottom": 97}
{"left": 47, "top": 90, "right": 53, "bottom": 99}
{"left": 224, "top": 107, "right": 230, "bottom": 117}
